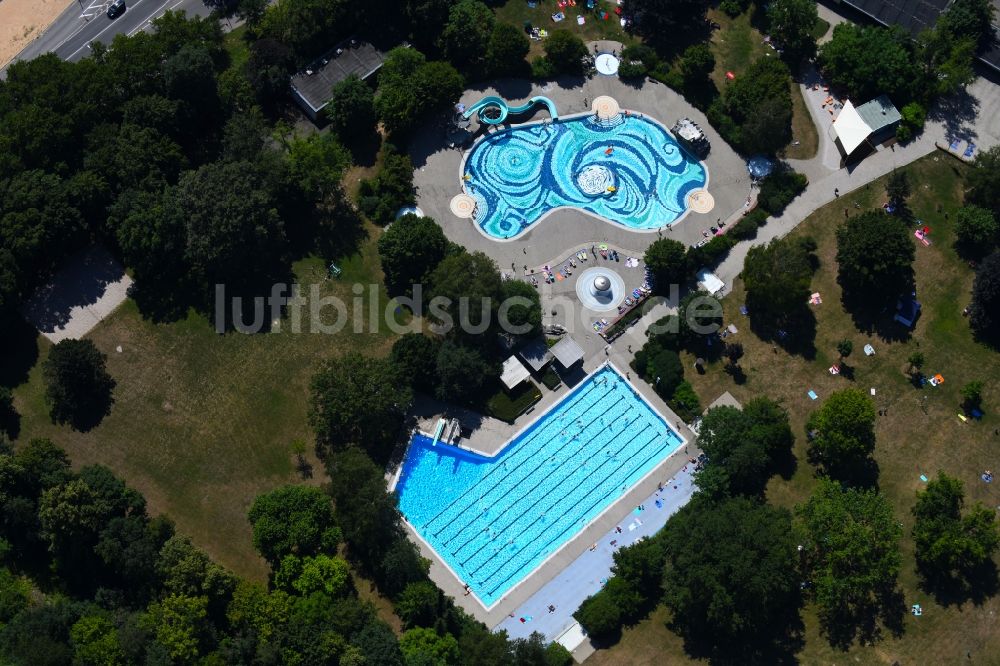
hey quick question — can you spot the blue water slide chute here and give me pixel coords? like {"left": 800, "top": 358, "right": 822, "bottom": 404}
{"left": 462, "top": 95, "right": 559, "bottom": 125}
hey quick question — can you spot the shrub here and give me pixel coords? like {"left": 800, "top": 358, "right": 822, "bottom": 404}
{"left": 573, "top": 587, "right": 622, "bottom": 639}
{"left": 669, "top": 381, "right": 702, "bottom": 422}
{"left": 530, "top": 56, "right": 557, "bottom": 79}
{"left": 757, "top": 165, "right": 807, "bottom": 214}
{"left": 897, "top": 102, "right": 926, "bottom": 142}
{"left": 617, "top": 60, "right": 648, "bottom": 79}
{"left": 954, "top": 205, "right": 998, "bottom": 258}
{"left": 720, "top": 0, "right": 747, "bottom": 17}
{"left": 729, "top": 209, "right": 769, "bottom": 240}
{"left": 685, "top": 235, "right": 737, "bottom": 273}
{"left": 358, "top": 144, "right": 415, "bottom": 225}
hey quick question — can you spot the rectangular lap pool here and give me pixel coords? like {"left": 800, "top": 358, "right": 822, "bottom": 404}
{"left": 395, "top": 364, "right": 684, "bottom": 607}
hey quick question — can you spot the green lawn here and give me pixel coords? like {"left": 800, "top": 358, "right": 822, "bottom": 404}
{"left": 495, "top": 0, "right": 635, "bottom": 59}
{"left": 708, "top": 5, "right": 819, "bottom": 160}
{"left": 223, "top": 24, "right": 250, "bottom": 72}
{"left": 10, "top": 228, "right": 401, "bottom": 580}
{"left": 592, "top": 153, "right": 1000, "bottom": 663}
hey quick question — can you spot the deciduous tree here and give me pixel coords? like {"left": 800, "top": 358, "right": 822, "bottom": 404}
{"left": 543, "top": 30, "right": 588, "bottom": 75}
{"left": 969, "top": 250, "right": 1000, "bottom": 342}
{"left": 439, "top": 0, "right": 494, "bottom": 73}
{"left": 954, "top": 205, "right": 998, "bottom": 257}
{"left": 796, "top": 479, "right": 902, "bottom": 648}
{"left": 247, "top": 485, "right": 340, "bottom": 566}
{"left": 644, "top": 239, "right": 687, "bottom": 290}
{"left": 308, "top": 353, "right": 411, "bottom": 461}
{"left": 42, "top": 340, "right": 115, "bottom": 431}
{"left": 912, "top": 472, "right": 999, "bottom": 597}
{"left": 767, "top": 0, "right": 820, "bottom": 64}
{"left": 325, "top": 74, "right": 377, "bottom": 140}
{"left": 806, "top": 388, "right": 877, "bottom": 483}
{"left": 836, "top": 212, "right": 914, "bottom": 313}
{"left": 377, "top": 215, "right": 449, "bottom": 297}
{"left": 662, "top": 496, "right": 802, "bottom": 660}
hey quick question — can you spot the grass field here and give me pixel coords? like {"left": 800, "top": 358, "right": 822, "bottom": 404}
{"left": 495, "top": 0, "right": 634, "bottom": 59}
{"left": 591, "top": 153, "right": 1000, "bottom": 663}
{"left": 707, "top": 6, "right": 819, "bottom": 160}
{"left": 10, "top": 230, "right": 401, "bottom": 581}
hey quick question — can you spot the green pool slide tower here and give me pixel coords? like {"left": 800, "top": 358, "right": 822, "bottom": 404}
{"left": 462, "top": 95, "right": 559, "bottom": 125}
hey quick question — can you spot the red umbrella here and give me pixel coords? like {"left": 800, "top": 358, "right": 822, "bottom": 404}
{"left": 725, "top": 71, "right": 735, "bottom": 80}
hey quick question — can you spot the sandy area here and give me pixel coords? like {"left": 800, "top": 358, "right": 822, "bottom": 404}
{"left": 0, "top": 0, "right": 73, "bottom": 67}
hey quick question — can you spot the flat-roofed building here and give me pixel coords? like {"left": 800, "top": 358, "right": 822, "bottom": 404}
{"left": 290, "top": 38, "right": 385, "bottom": 121}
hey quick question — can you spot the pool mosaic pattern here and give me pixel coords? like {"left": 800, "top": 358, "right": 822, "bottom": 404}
{"left": 395, "top": 365, "right": 683, "bottom": 606}
{"left": 463, "top": 114, "right": 707, "bottom": 239}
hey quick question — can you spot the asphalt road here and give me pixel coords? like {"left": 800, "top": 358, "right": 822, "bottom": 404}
{"left": 7, "top": 0, "right": 212, "bottom": 68}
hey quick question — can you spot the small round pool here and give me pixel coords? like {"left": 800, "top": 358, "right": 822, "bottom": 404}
{"left": 461, "top": 113, "right": 707, "bottom": 239}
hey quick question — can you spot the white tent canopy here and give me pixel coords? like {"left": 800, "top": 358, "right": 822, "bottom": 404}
{"left": 832, "top": 100, "right": 873, "bottom": 155}
{"left": 696, "top": 269, "right": 725, "bottom": 296}
{"left": 501, "top": 355, "right": 530, "bottom": 390}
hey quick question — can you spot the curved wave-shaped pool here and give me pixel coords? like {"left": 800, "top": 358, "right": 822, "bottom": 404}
{"left": 462, "top": 114, "right": 707, "bottom": 239}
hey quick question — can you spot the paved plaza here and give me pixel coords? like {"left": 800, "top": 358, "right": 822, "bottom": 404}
{"left": 411, "top": 72, "right": 752, "bottom": 271}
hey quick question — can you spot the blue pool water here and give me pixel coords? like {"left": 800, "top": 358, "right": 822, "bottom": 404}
{"left": 395, "top": 365, "right": 684, "bottom": 606}
{"left": 463, "top": 114, "right": 707, "bottom": 239}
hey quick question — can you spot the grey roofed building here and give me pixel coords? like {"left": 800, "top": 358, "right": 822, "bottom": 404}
{"left": 855, "top": 94, "right": 902, "bottom": 143}
{"left": 501, "top": 355, "right": 531, "bottom": 390}
{"left": 290, "top": 38, "right": 385, "bottom": 121}
{"left": 517, "top": 337, "right": 554, "bottom": 372}
{"left": 550, "top": 336, "right": 584, "bottom": 369}
{"left": 835, "top": 0, "right": 1000, "bottom": 72}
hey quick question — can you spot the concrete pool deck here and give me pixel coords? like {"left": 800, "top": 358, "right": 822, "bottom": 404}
{"left": 411, "top": 75, "right": 751, "bottom": 268}
{"left": 496, "top": 466, "right": 697, "bottom": 659}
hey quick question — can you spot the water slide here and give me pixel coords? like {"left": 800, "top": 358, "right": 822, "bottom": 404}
{"left": 463, "top": 95, "right": 559, "bottom": 125}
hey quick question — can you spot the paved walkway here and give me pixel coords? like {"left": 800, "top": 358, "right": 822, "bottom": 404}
{"left": 21, "top": 244, "right": 133, "bottom": 343}
{"left": 496, "top": 466, "right": 697, "bottom": 649}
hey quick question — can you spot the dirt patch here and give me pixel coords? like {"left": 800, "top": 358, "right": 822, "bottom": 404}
{"left": 0, "top": 0, "right": 72, "bottom": 67}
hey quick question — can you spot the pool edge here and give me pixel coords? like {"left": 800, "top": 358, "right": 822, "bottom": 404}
{"left": 455, "top": 108, "right": 712, "bottom": 242}
{"left": 394, "top": 360, "right": 688, "bottom": 613}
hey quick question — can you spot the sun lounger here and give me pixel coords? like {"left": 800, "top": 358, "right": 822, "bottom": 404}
{"left": 551, "top": 12, "right": 565, "bottom": 22}
{"left": 864, "top": 344, "right": 875, "bottom": 356}
{"left": 829, "top": 365, "right": 840, "bottom": 375}
{"left": 958, "top": 413, "right": 968, "bottom": 423}
{"left": 963, "top": 142, "right": 976, "bottom": 158}
{"left": 920, "top": 474, "right": 929, "bottom": 482}
{"left": 808, "top": 390, "right": 818, "bottom": 400}
{"left": 949, "top": 138, "right": 961, "bottom": 151}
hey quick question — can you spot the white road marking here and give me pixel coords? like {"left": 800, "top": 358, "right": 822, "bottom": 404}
{"left": 66, "top": 0, "right": 153, "bottom": 60}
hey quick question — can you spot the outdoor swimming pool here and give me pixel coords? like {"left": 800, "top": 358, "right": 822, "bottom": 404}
{"left": 462, "top": 114, "right": 707, "bottom": 239}
{"left": 395, "top": 364, "right": 684, "bottom": 606}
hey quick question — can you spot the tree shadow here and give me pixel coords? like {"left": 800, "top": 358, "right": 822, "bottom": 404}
{"left": 839, "top": 290, "right": 915, "bottom": 343}
{"left": 674, "top": 602, "right": 805, "bottom": 665}
{"left": 821, "top": 585, "right": 905, "bottom": 650}
{"left": 918, "top": 561, "right": 1000, "bottom": 607}
{"left": 63, "top": 393, "right": 115, "bottom": 433}
{"left": 0, "top": 316, "right": 40, "bottom": 388}
{"left": 342, "top": 129, "right": 382, "bottom": 168}
{"left": 928, "top": 86, "right": 981, "bottom": 145}
{"left": 748, "top": 306, "right": 818, "bottom": 360}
